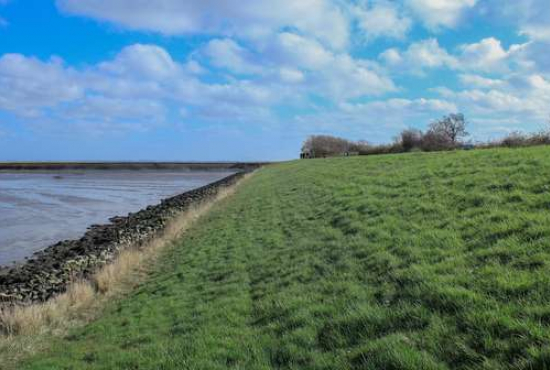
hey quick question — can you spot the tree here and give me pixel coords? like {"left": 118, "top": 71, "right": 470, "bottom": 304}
{"left": 429, "top": 113, "right": 468, "bottom": 145}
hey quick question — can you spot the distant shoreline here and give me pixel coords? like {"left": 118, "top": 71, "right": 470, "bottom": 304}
{"left": 0, "top": 162, "right": 268, "bottom": 171}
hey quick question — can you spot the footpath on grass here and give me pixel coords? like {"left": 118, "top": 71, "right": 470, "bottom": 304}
{"left": 18, "top": 147, "right": 550, "bottom": 369}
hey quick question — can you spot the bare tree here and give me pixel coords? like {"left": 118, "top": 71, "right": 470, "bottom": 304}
{"left": 429, "top": 113, "right": 468, "bottom": 145}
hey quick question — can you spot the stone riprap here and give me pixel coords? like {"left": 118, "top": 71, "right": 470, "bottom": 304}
{"left": 0, "top": 171, "right": 248, "bottom": 305}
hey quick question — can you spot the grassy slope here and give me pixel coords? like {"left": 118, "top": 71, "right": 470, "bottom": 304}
{"left": 20, "top": 147, "right": 550, "bottom": 369}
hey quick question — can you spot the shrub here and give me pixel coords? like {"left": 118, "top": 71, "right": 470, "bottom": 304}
{"left": 481, "top": 130, "right": 550, "bottom": 149}
{"left": 420, "top": 130, "right": 455, "bottom": 152}
{"left": 399, "top": 129, "right": 423, "bottom": 152}
{"left": 301, "top": 135, "right": 369, "bottom": 158}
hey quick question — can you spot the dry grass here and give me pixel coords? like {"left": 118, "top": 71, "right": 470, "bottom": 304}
{"left": 0, "top": 174, "right": 250, "bottom": 368}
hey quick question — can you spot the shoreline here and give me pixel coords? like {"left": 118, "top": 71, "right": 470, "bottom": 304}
{"left": 0, "top": 162, "right": 267, "bottom": 171}
{"left": 0, "top": 170, "right": 254, "bottom": 305}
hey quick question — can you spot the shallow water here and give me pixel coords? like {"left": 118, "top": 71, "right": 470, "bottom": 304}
{"left": 0, "top": 170, "right": 233, "bottom": 266}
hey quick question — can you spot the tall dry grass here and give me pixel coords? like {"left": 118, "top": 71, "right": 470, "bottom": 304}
{"left": 0, "top": 175, "right": 250, "bottom": 367}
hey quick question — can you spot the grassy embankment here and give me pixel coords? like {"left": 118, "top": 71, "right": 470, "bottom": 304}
{"left": 13, "top": 146, "right": 550, "bottom": 369}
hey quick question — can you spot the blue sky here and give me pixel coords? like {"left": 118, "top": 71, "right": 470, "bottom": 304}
{"left": 0, "top": 0, "right": 549, "bottom": 161}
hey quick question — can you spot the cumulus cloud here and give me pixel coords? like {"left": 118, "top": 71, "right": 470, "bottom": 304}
{"left": 267, "top": 32, "right": 334, "bottom": 71}
{"left": 405, "top": 0, "right": 477, "bottom": 30}
{"left": 380, "top": 38, "right": 457, "bottom": 73}
{"left": 380, "top": 37, "right": 530, "bottom": 74}
{"left": 459, "top": 74, "right": 505, "bottom": 89}
{"left": 353, "top": 1, "right": 412, "bottom": 40}
{"left": 278, "top": 68, "right": 305, "bottom": 84}
{"left": 56, "top": 0, "right": 350, "bottom": 50}
{"left": 61, "top": 96, "right": 167, "bottom": 130}
{"left": 340, "top": 98, "right": 457, "bottom": 116}
{"left": 0, "top": 54, "right": 82, "bottom": 116}
{"left": 0, "top": 37, "right": 397, "bottom": 134}
{"left": 489, "top": 0, "right": 550, "bottom": 42}
{"left": 98, "top": 44, "right": 180, "bottom": 80}
{"left": 5, "top": 0, "right": 548, "bottom": 145}
{"left": 478, "top": 1, "right": 550, "bottom": 76}
{"left": 458, "top": 37, "right": 525, "bottom": 73}
{"left": 265, "top": 32, "right": 396, "bottom": 99}
{"left": 202, "top": 39, "right": 262, "bottom": 75}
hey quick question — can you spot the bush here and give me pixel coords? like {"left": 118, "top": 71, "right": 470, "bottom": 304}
{"left": 481, "top": 130, "right": 550, "bottom": 149}
{"left": 420, "top": 131, "right": 455, "bottom": 152}
{"left": 399, "top": 129, "right": 423, "bottom": 152}
{"left": 301, "top": 135, "right": 369, "bottom": 158}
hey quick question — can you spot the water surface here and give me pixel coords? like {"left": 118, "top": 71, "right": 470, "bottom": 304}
{"left": 0, "top": 170, "right": 233, "bottom": 266}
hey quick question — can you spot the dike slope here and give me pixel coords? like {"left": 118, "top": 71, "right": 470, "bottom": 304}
{"left": 17, "top": 146, "right": 550, "bottom": 370}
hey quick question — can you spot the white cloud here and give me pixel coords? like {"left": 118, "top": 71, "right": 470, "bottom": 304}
{"left": 202, "top": 39, "right": 262, "bottom": 74}
{"left": 477, "top": 1, "right": 550, "bottom": 77}
{"left": 98, "top": 44, "right": 180, "bottom": 80}
{"left": 459, "top": 74, "right": 504, "bottom": 89}
{"left": 458, "top": 37, "right": 521, "bottom": 73}
{"left": 353, "top": 1, "right": 412, "bottom": 40}
{"left": 407, "top": 38, "right": 457, "bottom": 68}
{"left": 0, "top": 35, "right": 399, "bottom": 135}
{"left": 268, "top": 32, "right": 334, "bottom": 71}
{"left": 56, "top": 0, "right": 350, "bottom": 50}
{"left": 279, "top": 68, "right": 305, "bottom": 84}
{"left": 340, "top": 98, "right": 457, "bottom": 115}
{"left": 379, "top": 48, "right": 403, "bottom": 65}
{"left": 0, "top": 54, "right": 82, "bottom": 116}
{"left": 380, "top": 38, "right": 457, "bottom": 73}
{"left": 517, "top": 41, "right": 550, "bottom": 75}
{"left": 380, "top": 36, "right": 532, "bottom": 75}
{"left": 491, "top": 0, "right": 550, "bottom": 42}
{"left": 405, "top": 0, "right": 477, "bottom": 29}
{"left": 273, "top": 32, "right": 396, "bottom": 98}
{"left": 184, "top": 60, "right": 207, "bottom": 75}
{"left": 66, "top": 96, "right": 166, "bottom": 121}
{"left": 322, "top": 54, "right": 395, "bottom": 99}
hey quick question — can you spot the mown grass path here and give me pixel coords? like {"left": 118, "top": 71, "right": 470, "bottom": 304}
{"left": 21, "top": 147, "right": 550, "bottom": 369}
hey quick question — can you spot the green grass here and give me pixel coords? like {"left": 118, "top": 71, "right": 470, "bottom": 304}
{"left": 17, "top": 146, "right": 550, "bottom": 369}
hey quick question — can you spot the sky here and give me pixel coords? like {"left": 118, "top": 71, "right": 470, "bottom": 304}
{"left": 0, "top": 1, "right": 549, "bottom": 161}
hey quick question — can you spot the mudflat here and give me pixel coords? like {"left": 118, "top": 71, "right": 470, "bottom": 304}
{"left": 0, "top": 170, "right": 233, "bottom": 265}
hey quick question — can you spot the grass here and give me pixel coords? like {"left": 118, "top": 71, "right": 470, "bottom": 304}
{"left": 10, "top": 146, "right": 550, "bottom": 369}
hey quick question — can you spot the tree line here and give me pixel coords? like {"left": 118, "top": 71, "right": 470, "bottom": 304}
{"left": 301, "top": 113, "right": 550, "bottom": 158}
